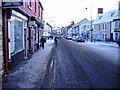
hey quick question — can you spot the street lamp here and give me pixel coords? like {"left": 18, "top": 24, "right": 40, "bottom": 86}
{"left": 48, "top": 21, "right": 53, "bottom": 36}
{"left": 85, "top": 6, "right": 93, "bottom": 42}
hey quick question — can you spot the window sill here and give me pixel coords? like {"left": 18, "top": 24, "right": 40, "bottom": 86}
{"left": 28, "top": 5, "right": 32, "bottom": 10}
{"left": 34, "top": 13, "right": 37, "bottom": 16}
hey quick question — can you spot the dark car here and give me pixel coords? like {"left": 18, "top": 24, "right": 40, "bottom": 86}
{"left": 76, "top": 37, "right": 85, "bottom": 42}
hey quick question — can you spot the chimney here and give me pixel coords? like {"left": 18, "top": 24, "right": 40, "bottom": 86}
{"left": 98, "top": 8, "right": 103, "bottom": 14}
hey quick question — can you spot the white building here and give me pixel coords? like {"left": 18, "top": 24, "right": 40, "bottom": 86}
{"left": 92, "top": 9, "right": 119, "bottom": 41}
{"left": 78, "top": 18, "right": 90, "bottom": 38}
{"left": 111, "top": 9, "right": 120, "bottom": 41}
{"left": 43, "top": 22, "right": 52, "bottom": 37}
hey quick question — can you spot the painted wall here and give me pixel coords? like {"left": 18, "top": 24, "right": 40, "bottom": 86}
{"left": 20, "top": 0, "right": 43, "bottom": 21}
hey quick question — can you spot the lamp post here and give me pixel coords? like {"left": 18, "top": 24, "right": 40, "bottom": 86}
{"left": 48, "top": 21, "right": 53, "bottom": 36}
{"left": 86, "top": 6, "right": 93, "bottom": 42}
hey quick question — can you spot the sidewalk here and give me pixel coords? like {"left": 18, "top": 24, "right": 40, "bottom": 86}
{"left": 2, "top": 39, "right": 54, "bottom": 88}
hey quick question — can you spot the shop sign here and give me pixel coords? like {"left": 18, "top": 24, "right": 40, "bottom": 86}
{"left": 114, "top": 29, "right": 120, "bottom": 32}
{"left": 2, "top": 0, "right": 24, "bottom": 8}
{"left": 28, "top": 21, "right": 37, "bottom": 27}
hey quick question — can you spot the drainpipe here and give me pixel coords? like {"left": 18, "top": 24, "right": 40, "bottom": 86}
{"left": 28, "top": 17, "right": 32, "bottom": 55}
{"left": 110, "top": 21, "right": 112, "bottom": 41}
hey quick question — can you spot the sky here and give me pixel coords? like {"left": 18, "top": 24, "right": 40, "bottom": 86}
{"left": 40, "top": 0, "right": 119, "bottom": 27}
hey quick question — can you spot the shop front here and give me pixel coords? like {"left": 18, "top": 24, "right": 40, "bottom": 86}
{"left": 28, "top": 17, "right": 44, "bottom": 52}
{"left": 8, "top": 10, "right": 28, "bottom": 70}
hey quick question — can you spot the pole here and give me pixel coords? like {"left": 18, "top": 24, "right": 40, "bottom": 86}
{"left": 90, "top": 6, "right": 93, "bottom": 42}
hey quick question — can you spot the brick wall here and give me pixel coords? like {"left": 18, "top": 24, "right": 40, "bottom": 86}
{"left": 0, "top": 1, "right": 3, "bottom": 89}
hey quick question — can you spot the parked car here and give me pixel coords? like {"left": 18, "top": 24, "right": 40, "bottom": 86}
{"left": 72, "top": 36, "right": 77, "bottom": 41}
{"left": 66, "top": 36, "right": 72, "bottom": 40}
{"left": 76, "top": 37, "right": 85, "bottom": 42}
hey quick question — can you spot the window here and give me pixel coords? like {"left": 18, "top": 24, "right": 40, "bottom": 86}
{"left": 28, "top": 0, "right": 32, "bottom": 10}
{"left": 9, "top": 16, "right": 24, "bottom": 55}
{"left": 105, "top": 24, "right": 107, "bottom": 30}
{"left": 115, "top": 21, "right": 120, "bottom": 28}
{"left": 99, "top": 25, "right": 101, "bottom": 30}
{"left": 115, "top": 33, "right": 118, "bottom": 40}
{"left": 38, "top": 6, "right": 40, "bottom": 18}
{"left": 102, "top": 24, "right": 104, "bottom": 30}
{"left": 105, "top": 34, "right": 107, "bottom": 40}
{"left": 102, "top": 34, "right": 104, "bottom": 40}
{"left": 41, "top": 10, "right": 43, "bottom": 20}
{"left": 35, "top": 0, "right": 37, "bottom": 14}
{"left": 119, "top": 21, "right": 120, "bottom": 28}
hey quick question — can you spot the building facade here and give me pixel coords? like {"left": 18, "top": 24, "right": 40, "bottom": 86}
{"left": 43, "top": 22, "right": 52, "bottom": 37}
{"left": 92, "top": 9, "right": 119, "bottom": 41}
{"left": 111, "top": 2, "right": 120, "bottom": 41}
{"left": 2, "top": 0, "right": 44, "bottom": 72}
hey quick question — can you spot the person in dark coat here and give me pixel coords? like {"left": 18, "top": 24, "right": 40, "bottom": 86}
{"left": 40, "top": 36, "right": 46, "bottom": 49}
{"left": 117, "top": 36, "right": 120, "bottom": 46}
{"left": 54, "top": 37, "right": 58, "bottom": 46}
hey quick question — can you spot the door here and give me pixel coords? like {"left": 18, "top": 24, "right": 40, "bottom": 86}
{"left": 24, "top": 28, "right": 28, "bottom": 58}
{"left": 110, "top": 33, "right": 113, "bottom": 41}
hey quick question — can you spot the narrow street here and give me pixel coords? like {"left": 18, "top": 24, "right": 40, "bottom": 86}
{"left": 41, "top": 38, "right": 119, "bottom": 88}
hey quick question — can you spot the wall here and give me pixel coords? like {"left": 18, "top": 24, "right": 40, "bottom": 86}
{"left": 20, "top": 0, "right": 43, "bottom": 21}
{"left": 0, "top": 1, "right": 3, "bottom": 89}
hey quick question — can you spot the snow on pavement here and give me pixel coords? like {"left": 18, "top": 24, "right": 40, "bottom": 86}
{"left": 3, "top": 39, "right": 54, "bottom": 88}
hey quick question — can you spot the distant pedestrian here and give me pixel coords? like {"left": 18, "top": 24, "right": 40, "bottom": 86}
{"left": 40, "top": 36, "right": 46, "bottom": 49}
{"left": 117, "top": 36, "right": 120, "bottom": 46}
{"left": 54, "top": 37, "right": 58, "bottom": 46}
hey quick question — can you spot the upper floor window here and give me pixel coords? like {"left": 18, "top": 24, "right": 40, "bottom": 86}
{"left": 98, "top": 25, "right": 101, "bottom": 30}
{"left": 115, "top": 21, "right": 120, "bottom": 29}
{"left": 105, "top": 24, "right": 107, "bottom": 30}
{"left": 35, "top": 0, "right": 37, "bottom": 14}
{"left": 102, "top": 24, "right": 104, "bottom": 30}
{"left": 38, "top": 6, "right": 40, "bottom": 18}
{"left": 102, "top": 24, "right": 107, "bottom": 30}
{"left": 41, "top": 10, "right": 43, "bottom": 21}
{"left": 28, "top": 0, "right": 32, "bottom": 10}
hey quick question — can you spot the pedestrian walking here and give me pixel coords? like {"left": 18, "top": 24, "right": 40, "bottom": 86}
{"left": 40, "top": 36, "right": 46, "bottom": 49}
{"left": 54, "top": 37, "right": 58, "bottom": 46}
{"left": 117, "top": 36, "right": 120, "bottom": 46}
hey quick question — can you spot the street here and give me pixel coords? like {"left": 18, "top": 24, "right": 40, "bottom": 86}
{"left": 41, "top": 38, "right": 119, "bottom": 88}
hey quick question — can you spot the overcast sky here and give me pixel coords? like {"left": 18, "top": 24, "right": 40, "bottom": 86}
{"left": 40, "top": 0, "right": 119, "bottom": 27}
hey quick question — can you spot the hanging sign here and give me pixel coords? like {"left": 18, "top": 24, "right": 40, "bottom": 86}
{"left": 2, "top": 0, "right": 24, "bottom": 8}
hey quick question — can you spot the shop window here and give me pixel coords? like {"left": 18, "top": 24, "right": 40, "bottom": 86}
{"left": 9, "top": 16, "right": 24, "bottom": 55}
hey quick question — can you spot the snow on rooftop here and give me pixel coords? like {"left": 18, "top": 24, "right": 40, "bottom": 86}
{"left": 93, "top": 9, "right": 118, "bottom": 24}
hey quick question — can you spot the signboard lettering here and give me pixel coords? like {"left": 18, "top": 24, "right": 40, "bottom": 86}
{"left": 2, "top": 0, "right": 24, "bottom": 8}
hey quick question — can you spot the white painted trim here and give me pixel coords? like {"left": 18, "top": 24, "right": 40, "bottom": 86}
{"left": 12, "top": 10, "right": 28, "bottom": 21}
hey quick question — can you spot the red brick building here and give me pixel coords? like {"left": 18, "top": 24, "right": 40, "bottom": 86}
{"left": 2, "top": 0, "right": 44, "bottom": 72}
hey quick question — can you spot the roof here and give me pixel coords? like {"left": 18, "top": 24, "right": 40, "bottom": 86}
{"left": 93, "top": 9, "right": 118, "bottom": 24}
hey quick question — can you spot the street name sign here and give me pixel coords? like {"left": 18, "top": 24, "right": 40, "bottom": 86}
{"left": 2, "top": 0, "right": 24, "bottom": 8}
